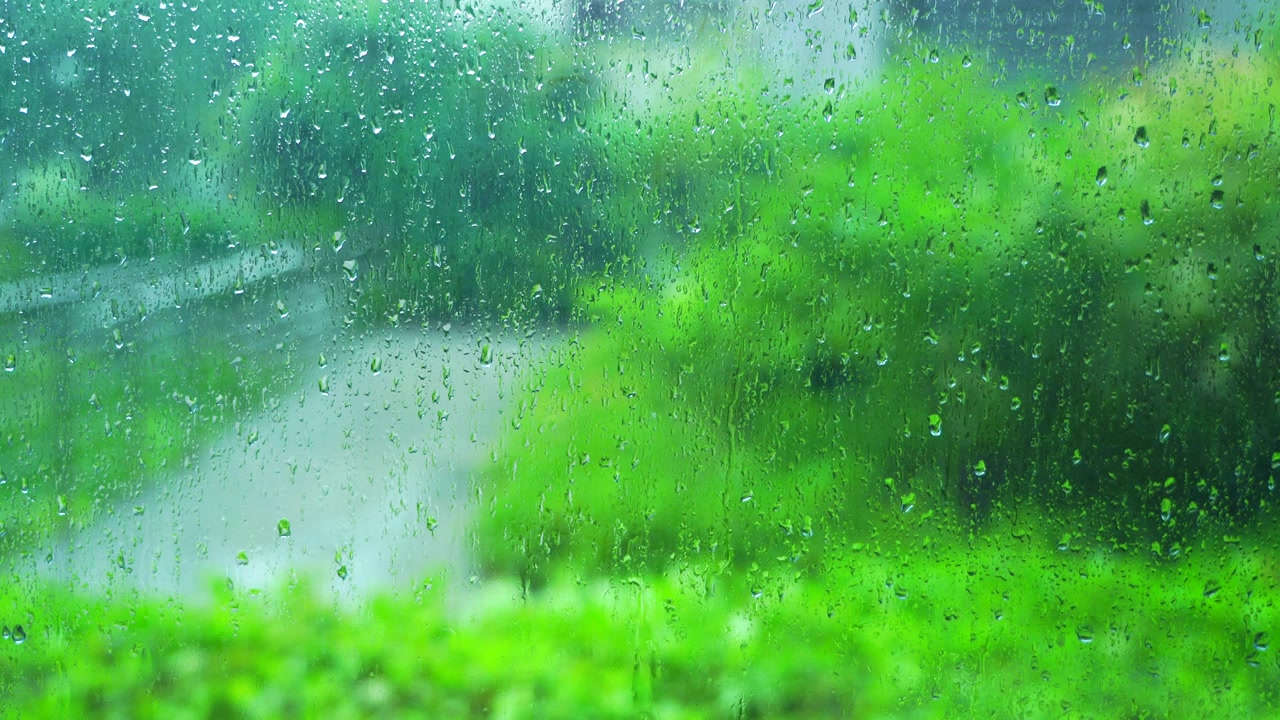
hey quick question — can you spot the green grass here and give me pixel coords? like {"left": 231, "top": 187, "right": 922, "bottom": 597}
{"left": 3, "top": 536, "right": 1277, "bottom": 718}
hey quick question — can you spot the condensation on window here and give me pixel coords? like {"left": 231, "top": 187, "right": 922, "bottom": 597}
{"left": 1, "top": 1, "right": 1278, "bottom": 716}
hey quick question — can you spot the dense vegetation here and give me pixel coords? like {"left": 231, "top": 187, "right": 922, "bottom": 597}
{"left": 479, "top": 37, "right": 1280, "bottom": 577}
{"left": 4, "top": 543, "right": 1279, "bottom": 718}
{"left": 2, "top": 1, "right": 1279, "bottom": 716}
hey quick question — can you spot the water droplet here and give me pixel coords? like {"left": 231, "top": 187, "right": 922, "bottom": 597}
{"left": 875, "top": 348, "right": 889, "bottom": 366}
{"left": 331, "top": 231, "right": 346, "bottom": 252}
{"left": 425, "top": 516, "right": 439, "bottom": 532}
{"left": 1076, "top": 627, "right": 1094, "bottom": 644}
{"left": 1133, "top": 126, "right": 1149, "bottom": 147}
{"left": 1159, "top": 424, "right": 1171, "bottom": 443}
{"left": 1218, "top": 343, "right": 1230, "bottom": 363}
{"left": 11, "top": 625, "right": 25, "bottom": 645}
{"left": 823, "top": 77, "right": 835, "bottom": 94}
{"left": 1015, "top": 91, "right": 1030, "bottom": 108}
{"left": 1140, "top": 199, "right": 1154, "bottom": 225}
{"left": 927, "top": 48, "right": 939, "bottom": 64}
{"left": 342, "top": 259, "right": 358, "bottom": 281}
{"left": 275, "top": 300, "right": 289, "bottom": 318}
{"left": 479, "top": 342, "right": 493, "bottom": 366}
{"left": 370, "top": 356, "right": 382, "bottom": 374}
{"left": 277, "top": 519, "right": 292, "bottom": 537}
{"left": 961, "top": 55, "right": 972, "bottom": 68}
{"left": 1044, "top": 86, "right": 1061, "bottom": 106}
{"left": 337, "top": 565, "right": 348, "bottom": 580}
{"left": 1255, "top": 632, "right": 1270, "bottom": 651}
{"left": 1161, "top": 498, "right": 1173, "bottom": 522}
{"left": 973, "top": 460, "right": 987, "bottom": 477}
{"left": 928, "top": 414, "right": 943, "bottom": 437}
{"left": 1210, "top": 190, "right": 1225, "bottom": 209}
{"left": 236, "top": 551, "right": 249, "bottom": 565}
{"left": 1095, "top": 166, "right": 1108, "bottom": 186}
{"left": 3, "top": 354, "right": 14, "bottom": 372}
{"left": 740, "top": 490, "right": 754, "bottom": 503}
{"left": 318, "top": 376, "right": 330, "bottom": 395}
{"left": 900, "top": 493, "right": 916, "bottom": 513}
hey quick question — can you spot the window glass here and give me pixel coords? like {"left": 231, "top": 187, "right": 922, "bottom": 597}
{"left": 2, "top": 0, "right": 1278, "bottom": 715}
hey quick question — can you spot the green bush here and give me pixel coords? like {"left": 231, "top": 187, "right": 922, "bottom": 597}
{"left": 3, "top": 540, "right": 1278, "bottom": 718}
{"left": 479, "top": 44, "right": 1280, "bottom": 577}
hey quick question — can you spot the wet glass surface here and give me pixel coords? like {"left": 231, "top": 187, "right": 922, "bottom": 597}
{"left": 2, "top": 1, "right": 1279, "bottom": 716}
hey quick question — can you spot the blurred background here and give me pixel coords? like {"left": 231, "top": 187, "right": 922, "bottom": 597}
{"left": 2, "top": 0, "right": 1280, "bottom": 714}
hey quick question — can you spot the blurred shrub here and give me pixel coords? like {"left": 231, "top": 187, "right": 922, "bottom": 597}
{"left": 480, "top": 41, "right": 1280, "bottom": 576}
{"left": 3, "top": 542, "right": 1278, "bottom": 718}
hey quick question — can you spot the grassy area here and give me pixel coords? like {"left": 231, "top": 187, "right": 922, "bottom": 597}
{"left": 2, "top": 536, "right": 1277, "bottom": 718}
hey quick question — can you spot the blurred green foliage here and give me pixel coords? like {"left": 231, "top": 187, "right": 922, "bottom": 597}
{"left": 480, "top": 41, "right": 1280, "bottom": 575}
{"left": 3, "top": 541, "right": 1278, "bottom": 718}
{"left": 2, "top": 2, "right": 1280, "bottom": 716}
